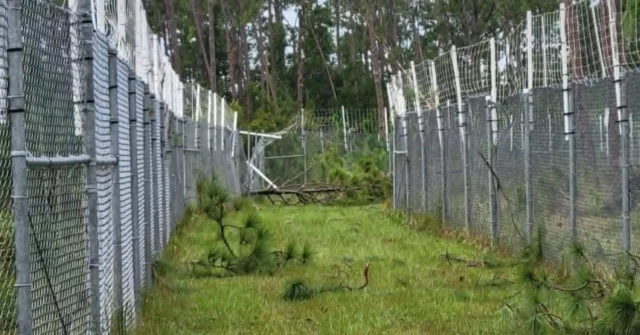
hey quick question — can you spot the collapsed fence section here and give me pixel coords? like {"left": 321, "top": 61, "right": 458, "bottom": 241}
{"left": 246, "top": 107, "right": 390, "bottom": 195}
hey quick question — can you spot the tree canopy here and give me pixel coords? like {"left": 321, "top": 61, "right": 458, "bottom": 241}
{"left": 142, "top": 0, "right": 561, "bottom": 132}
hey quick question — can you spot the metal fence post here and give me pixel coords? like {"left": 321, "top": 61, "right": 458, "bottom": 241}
{"left": 8, "top": 1, "right": 31, "bottom": 333}
{"left": 486, "top": 97, "right": 498, "bottom": 244}
{"left": 341, "top": 106, "right": 348, "bottom": 152}
{"left": 489, "top": 38, "right": 499, "bottom": 244}
{"left": 77, "top": 8, "right": 101, "bottom": 332}
{"left": 150, "top": 94, "right": 160, "bottom": 262}
{"left": 620, "top": 73, "right": 630, "bottom": 252}
{"left": 159, "top": 102, "right": 167, "bottom": 251}
{"left": 143, "top": 85, "right": 153, "bottom": 288}
{"left": 441, "top": 102, "right": 449, "bottom": 222}
{"left": 301, "top": 109, "right": 307, "bottom": 184}
{"left": 180, "top": 116, "right": 186, "bottom": 224}
{"left": 107, "top": 47, "right": 124, "bottom": 329}
{"left": 168, "top": 113, "right": 176, "bottom": 235}
{"left": 410, "top": 61, "right": 427, "bottom": 211}
{"left": 128, "top": 71, "right": 142, "bottom": 312}
{"left": 180, "top": 116, "right": 186, "bottom": 218}
{"left": 605, "top": 0, "right": 630, "bottom": 252}
{"left": 559, "top": 3, "right": 576, "bottom": 243}
{"left": 523, "top": 89, "right": 534, "bottom": 243}
{"left": 451, "top": 46, "right": 470, "bottom": 232}
{"left": 208, "top": 94, "right": 214, "bottom": 177}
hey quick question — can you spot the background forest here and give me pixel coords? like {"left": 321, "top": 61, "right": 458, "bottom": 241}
{"left": 140, "top": 0, "right": 560, "bottom": 132}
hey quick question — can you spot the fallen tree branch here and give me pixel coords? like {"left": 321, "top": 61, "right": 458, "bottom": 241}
{"left": 441, "top": 250, "right": 486, "bottom": 268}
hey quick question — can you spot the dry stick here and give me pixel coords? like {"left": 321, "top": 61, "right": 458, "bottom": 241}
{"left": 538, "top": 304, "right": 564, "bottom": 330}
{"left": 478, "top": 151, "right": 525, "bottom": 240}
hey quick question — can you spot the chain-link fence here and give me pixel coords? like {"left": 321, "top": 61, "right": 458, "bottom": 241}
{"left": 390, "top": 0, "right": 640, "bottom": 266}
{"left": 0, "top": 1, "right": 245, "bottom": 334}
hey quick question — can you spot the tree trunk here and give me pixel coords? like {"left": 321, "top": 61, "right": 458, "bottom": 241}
{"left": 164, "top": 0, "right": 181, "bottom": 72}
{"left": 190, "top": 0, "right": 216, "bottom": 91}
{"left": 227, "top": 29, "right": 238, "bottom": 100}
{"left": 268, "top": 0, "right": 278, "bottom": 88}
{"left": 366, "top": 4, "right": 386, "bottom": 136}
{"left": 208, "top": 0, "right": 217, "bottom": 92}
{"left": 242, "top": 27, "right": 253, "bottom": 121}
{"left": 297, "top": 3, "right": 305, "bottom": 111}
{"left": 335, "top": 0, "right": 341, "bottom": 69}
{"left": 255, "top": 21, "right": 278, "bottom": 106}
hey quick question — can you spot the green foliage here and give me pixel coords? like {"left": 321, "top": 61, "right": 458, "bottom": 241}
{"left": 506, "top": 227, "right": 640, "bottom": 335}
{"left": 315, "top": 142, "right": 391, "bottom": 205}
{"left": 282, "top": 280, "right": 316, "bottom": 301}
{"left": 192, "top": 175, "right": 312, "bottom": 277}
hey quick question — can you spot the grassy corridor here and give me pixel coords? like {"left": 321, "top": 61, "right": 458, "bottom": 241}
{"left": 134, "top": 204, "right": 520, "bottom": 335}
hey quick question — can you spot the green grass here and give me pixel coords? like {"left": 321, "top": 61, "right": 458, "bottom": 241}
{"left": 134, "top": 204, "right": 523, "bottom": 335}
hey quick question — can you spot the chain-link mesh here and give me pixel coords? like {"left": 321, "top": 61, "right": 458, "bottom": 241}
{"left": 467, "top": 97, "right": 490, "bottom": 237}
{"left": 444, "top": 104, "right": 465, "bottom": 230}
{"left": 94, "top": 32, "right": 116, "bottom": 334}
{"left": 135, "top": 80, "right": 145, "bottom": 291}
{"left": 528, "top": 88, "right": 568, "bottom": 261}
{"left": 394, "top": 116, "right": 408, "bottom": 210}
{"left": 406, "top": 112, "right": 423, "bottom": 212}
{"left": 574, "top": 80, "right": 622, "bottom": 263}
{"left": 150, "top": 99, "right": 160, "bottom": 260}
{"left": 4, "top": 1, "right": 247, "bottom": 334}
{"left": 162, "top": 106, "right": 171, "bottom": 248}
{"left": 22, "top": 3, "right": 91, "bottom": 333}
{"left": 117, "top": 58, "right": 135, "bottom": 329}
{"left": 184, "top": 117, "right": 197, "bottom": 203}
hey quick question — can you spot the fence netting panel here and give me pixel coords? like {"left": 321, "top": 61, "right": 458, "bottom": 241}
{"left": 424, "top": 110, "right": 442, "bottom": 212}
{"left": 117, "top": 58, "right": 135, "bottom": 328}
{"left": 467, "top": 97, "right": 490, "bottom": 237}
{"left": 406, "top": 112, "right": 423, "bottom": 212}
{"left": 529, "top": 88, "right": 568, "bottom": 261}
{"left": 629, "top": 74, "right": 640, "bottom": 259}
{"left": 444, "top": 104, "right": 465, "bottom": 229}
{"left": 574, "top": 80, "right": 622, "bottom": 263}
{"left": 151, "top": 99, "right": 160, "bottom": 259}
{"left": 394, "top": 116, "right": 408, "bottom": 209}
{"left": 161, "top": 105, "right": 170, "bottom": 248}
{"left": 135, "top": 80, "right": 146, "bottom": 291}
{"left": 23, "top": 3, "right": 91, "bottom": 334}
{"left": 185, "top": 118, "right": 197, "bottom": 203}
{"left": 494, "top": 95, "right": 526, "bottom": 251}
{"left": 94, "top": 32, "right": 116, "bottom": 333}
